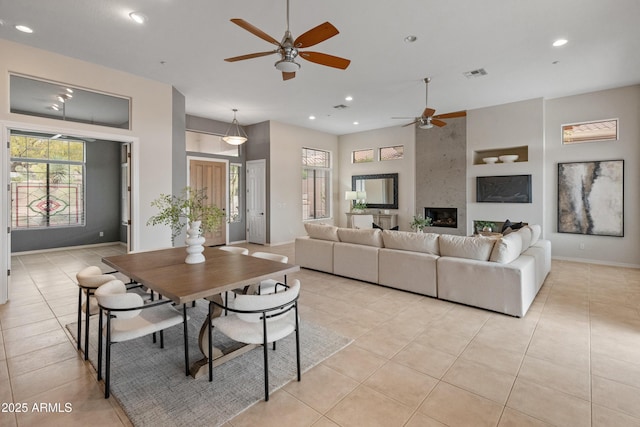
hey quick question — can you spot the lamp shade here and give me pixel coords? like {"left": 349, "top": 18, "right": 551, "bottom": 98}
{"left": 345, "top": 191, "right": 357, "bottom": 201}
{"left": 222, "top": 109, "right": 248, "bottom": 145}
{"left": 356, "top": 191, "right": 367, "bottom": 199}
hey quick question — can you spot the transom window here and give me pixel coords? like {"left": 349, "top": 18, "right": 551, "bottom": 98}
{"left": 352, "top": 149, "right": 374, "bottom": 163}
{"left": 10, "top": 134, "right": 85, "bottom": 229}
{"left": 302, "top": 148, "right": 332, "bottom": 220}
{"left": 380, "top": 145, "right": 404, "bottom": 160}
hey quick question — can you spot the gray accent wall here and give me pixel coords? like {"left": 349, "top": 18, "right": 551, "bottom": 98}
{"left": 172, "top": 87, "right": 187, "bottom": 196}
{"left": 12, "top": 139, "right": 122, "bottom": 252}
{"left": 415, "top": 118, "right": 467, "bottom": 236}
{"left": 245, "top": 121, "right": 270, "bottom": 243}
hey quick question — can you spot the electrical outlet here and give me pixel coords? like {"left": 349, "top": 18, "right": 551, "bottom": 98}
{"left": 99, "top": 231, "right": 104, "bottom": 237}
{"left": 579, "top": 243, "right": 585, "bottom": 250}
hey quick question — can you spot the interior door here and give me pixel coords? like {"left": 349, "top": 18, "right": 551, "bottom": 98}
{"left": 189, "top": 159, "right": 227, "bottom": 246}
{"left": 246, "top": 159, "right": 266, "bottom": 244}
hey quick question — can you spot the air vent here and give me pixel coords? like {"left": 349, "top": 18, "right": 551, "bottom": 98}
{"left": 463, "top": 68, "right": 488, "bottom": 78}
{"left": 333, "top": 104, "right": 348, "bottom": 109}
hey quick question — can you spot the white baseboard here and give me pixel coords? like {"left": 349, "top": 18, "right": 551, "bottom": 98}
{"left": 11, "top": 241, "right": 125, "bottom": 256}
{"left": 552, "top": 256, "right": 640, "bottom": 269}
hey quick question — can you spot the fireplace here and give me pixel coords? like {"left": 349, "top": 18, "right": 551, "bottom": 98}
{"left": 425, "top": 207, "right": 458, "bottom": 228}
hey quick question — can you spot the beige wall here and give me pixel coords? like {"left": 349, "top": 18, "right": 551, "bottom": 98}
{"left": 269, "top": 121, "right": 339, "bottom": 244}
{"left": 467, "top": 98, "right": 545, "bottom": 234}
{"left": 338, "top": 125, "right": 416, "bottom": 230}
{"left": 545, "top": 85, "right": 640, "bottom": 267}
{"left": 0, "top": 39, "right": 175, "bottom": 252}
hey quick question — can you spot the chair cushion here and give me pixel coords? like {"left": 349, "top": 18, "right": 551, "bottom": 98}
{"left": 489, "top": 232, "right": 523, "bottom": 264}
{"left": 77, "top": 266, "right": 117, "bottom": 289}
{"left": 439, "top": 235, "right": 496, "bottom": 261}
{"left": 337, "top": 228, "right": 384, "bottom": 247}
{"left": 381, "top": 230, "right": 440, "bottom": 255}
{"left": 304, "top": 223, "right": 340, "bottom": 241}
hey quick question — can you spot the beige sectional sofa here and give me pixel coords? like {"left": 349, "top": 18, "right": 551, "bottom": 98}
{"left": 295, "top": 223, "right": 550, "bottom": 317}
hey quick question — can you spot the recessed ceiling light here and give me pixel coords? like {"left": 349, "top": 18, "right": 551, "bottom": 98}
{"left": 345, "top": 96, "right": 353, "bottom": 102}
{"left": 553, "top": 38, "right": 568, "bottom": 47}
{"left": 404, "top": 35, "right": 417, "bottom": 43}
{"left": 66, "top": 88, "right": 74, "bottom": 94}
{"left": 129, "top": 12, "right": 147, "bottom": 24}
{"left": 15, "top": 24, "right": 33, "bottom": 33}
{"left": 353, "top": 121, "right": 359, "bottom": 125}
{"left": 309, "top": 115, "right": 316, "bottom": 120}
{"left": 51, "top": 104, "right": 60, "bottom": 111}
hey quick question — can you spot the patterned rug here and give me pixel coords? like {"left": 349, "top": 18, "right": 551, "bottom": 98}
{"left": 68, "top": 301, "right": 351, "bottom": 426}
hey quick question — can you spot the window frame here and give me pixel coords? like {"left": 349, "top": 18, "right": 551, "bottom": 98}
{"left": 302, "top": 147, "right": 332, "bottom": 221}
{"left": 352, "top": 148, "right": 375, "bottom": 163}
{"left": 379, "top": 145, "right": 404, "bottom": 161}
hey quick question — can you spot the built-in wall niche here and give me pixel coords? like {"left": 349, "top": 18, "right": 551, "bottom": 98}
{"left": 473, "top": 145, "right": 528, "bottom": 165}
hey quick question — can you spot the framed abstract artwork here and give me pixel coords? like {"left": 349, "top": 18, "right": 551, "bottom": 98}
{"left": 557, "top": 160, "right": 624, "bottom": 236}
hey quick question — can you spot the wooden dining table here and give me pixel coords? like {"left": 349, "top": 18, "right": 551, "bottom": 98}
{"left": 102, "top": 246, "right": 300, "bottom": 378}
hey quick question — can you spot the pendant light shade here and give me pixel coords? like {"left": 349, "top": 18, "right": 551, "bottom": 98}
{"left": 222, "top": 109, "right": 248, "bottom": 145}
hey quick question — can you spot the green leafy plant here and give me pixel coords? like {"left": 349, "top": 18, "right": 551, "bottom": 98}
{"left": 410, "top": 214, "right": 432, "bottom": 232}
{"left": 475, "top": 220, "right": 497, "bottom": 232}
{"left": 353, "top": 201, "right": 368, "bottom": 211}
{"left": 147, "top": 187, "right": 225, "bottom": 244}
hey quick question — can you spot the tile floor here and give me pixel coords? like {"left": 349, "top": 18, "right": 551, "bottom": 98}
{"left": 1, "top": 243, "right": 640, "bottom": 426}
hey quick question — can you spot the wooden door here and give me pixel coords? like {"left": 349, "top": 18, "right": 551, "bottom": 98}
{"left": 189, "top": 159, "right": 227, "bottom": 246}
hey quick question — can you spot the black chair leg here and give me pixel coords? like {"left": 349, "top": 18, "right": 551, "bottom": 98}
{"left": 295, "top": 304, "right": 301, "bottom": 382}
{"left": 84, "top": 290, "right": 92, "bottom": 361}
{"left": 208, "top": 302, "right": 213, "bottom": 382}
{"left": 105, "top": 315, "right": 112, "bottom": 399}
{"left": 183, "top": 304, "right": 189, "bottom": 376}
{"left": 77, "top": 289, "right": 82, "bottom": 351}
{"left": 97, "top": 308, "right": 103, "bottom": 381}
{"left": 160, "top": 330, "right": 164, "bottom": 348}
{"left": 263, "top": 318, "right": 269, "bottom": 401}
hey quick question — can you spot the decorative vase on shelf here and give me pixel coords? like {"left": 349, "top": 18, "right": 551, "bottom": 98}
{"left": 185, "top": 220, "right": 206, "bottom": 264}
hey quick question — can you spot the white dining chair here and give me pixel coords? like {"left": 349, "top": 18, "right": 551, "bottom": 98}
{"left": 218, "top": 246, "right": 249, "bottom": 255}
{"left": 351, "top": 214, "right": 374, "bottom": 229}
{"left": 76, "top": 266, "right": 117, "bottom": 360}
{"left": 250, "top": 252, "right": 289, "bottom": 295}
{"left": 95, "top": 279, "right": 189, "bottom": 399}
{"left": 206, "top": 279, "right": 301, "bottom": 401}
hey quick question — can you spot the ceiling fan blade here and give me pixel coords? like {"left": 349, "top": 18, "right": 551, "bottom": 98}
{"left": 391, "top": 117, "right": 417, "bottom": 119}
{"left": 282, "top": 71, "right": 296, "bottom": 81}
{"left": 402, "top": 120, "right": 419, "bottom": 127}
{"left": 224, "top": 50, "right": 278, "bottom": 62}
{"left": 433, "top": 110, "right": 467, "bottom": 119}
{"left": 431, "top": 119, "right": 447, "bottom": 127}
{"left": 230, "top": 18, "right": 281, "bottom": 46}
{"left": 299, "top": 51, "right": 351, "bottom": 69}
{"left": 422, "top": 108, "right": 436, "bottom": 118}
{"left": 294, "top": 22, "right": 339, "bottom": 48}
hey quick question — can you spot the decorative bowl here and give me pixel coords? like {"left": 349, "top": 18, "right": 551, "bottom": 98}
{"left": 499, "top": 155, "right": 519, "bottom": 163}
{"left": 482, "top": 157, "right": 499, "bottom": 164}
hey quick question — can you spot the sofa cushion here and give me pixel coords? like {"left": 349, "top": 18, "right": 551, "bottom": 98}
{"left": 489, "top": 232, "right": 523, "bottom": 264}
{"left": 528, "top": 224, "right": 541, "bottom": 245}
{"left": 337, "top": 228, "right": 384, "bottom": 247}
{"left": 517, "top": 226, "right": 532, "bottom": 252}
{"left": 304, "top": 223, "right": 340, "bottom": 242}
{"left": 381, "top": 230, "right": 440, "bottom": 255}
{"left": 439, "top": 235, "right": 496, "bottom": 261}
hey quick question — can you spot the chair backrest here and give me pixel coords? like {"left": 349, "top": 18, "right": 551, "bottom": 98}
{"left": 76, "top": 266, "right": 117, "bottom": 288}
{"left": 95, "top": 279, "right": 144, "bottom": 319}
{"left": 351, "top": 214, "right": 374, "bottom": 229}
{"left": 251, "top": 251, "right": 288, "bottom": 263}
{"left": 233, "top": 279, "right": 300, "bottom": 323}
{"left": 219, "top": 246, "right": 249, "bottom": 255}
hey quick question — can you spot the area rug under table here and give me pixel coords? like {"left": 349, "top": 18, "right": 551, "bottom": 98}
{"left": 67, "top": 301, "right": 351, "bottom": 427}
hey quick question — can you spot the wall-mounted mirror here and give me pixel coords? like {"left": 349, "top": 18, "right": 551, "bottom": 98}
{"left": 352, "top": 173, "right": 398, "bottom": 209}
{"left": 10, "top": 74, "right": 131, "bottom": 129}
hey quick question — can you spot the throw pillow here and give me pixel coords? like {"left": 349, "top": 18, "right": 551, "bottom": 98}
{"left": 490, "top": 232, "right": 523, "bottom": 264}
{"left": 501, "top": 219, "right": 513, "bottom": 233}
{"left": 511, "top": 221, "right": 525, "bottom": 230}
{"left": 372, "top": 222, "right": 382, "bottom": 229}
{"left": 337, "top": 228, "right": 384, "bottom": 247}
{"left": 390, "top": 225, "right": 399, "bottom": 231}
{"left": 517, "top": 226, "right": 532, "bottom": 252}
{"left": 528, "top": 224, "right": 541, "bottom": 245}
{"left": 304, "top": 223, "right": 340, "bottom": 241}
{"left": 382, "top": 230, "right": 440, "bottom": 255}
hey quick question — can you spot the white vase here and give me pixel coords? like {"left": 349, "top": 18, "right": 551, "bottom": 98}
{"left": 185, "top": 220, "right": 206, "bottom": 264}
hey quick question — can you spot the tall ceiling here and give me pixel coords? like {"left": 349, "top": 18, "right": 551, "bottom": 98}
{"left": 1, "top": 0, "right": 639, "bottom": 135}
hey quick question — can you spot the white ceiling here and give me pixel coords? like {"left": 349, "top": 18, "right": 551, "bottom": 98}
{"left": 1, "top": 0, "right": 639, "bottom": 135}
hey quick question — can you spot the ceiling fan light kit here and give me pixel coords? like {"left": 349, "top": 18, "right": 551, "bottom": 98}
{"left": 222, "top": 109, "right": 248, "bottom": 145}
{"left": 224, "top": 0, "right": 350, "bottom": 80}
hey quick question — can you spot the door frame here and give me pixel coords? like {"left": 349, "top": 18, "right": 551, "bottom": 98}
{"left": 1, "top": 120, "right": 138, "bottom": 304}
{"left": 246, "top": 159, "right": 267, "bottom": 245}
{"left": 186, "top": 155, "right": 229, "bottom": 245}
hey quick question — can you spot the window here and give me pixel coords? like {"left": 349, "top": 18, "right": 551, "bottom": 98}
{"left": 302, "top": 148, "right": 331, "bottom": 220}
{"left": 352, "top": 149, "right": 374, "bottom": 163}
{"left": 380, "top": 145, "right": 404, "bottom": 160}
{"left": 10, "top": 134, "right": 85, "bottom": 229}
{"left": 562, "top": 119, "right": 618, "bottom": 144}
{"left": 229, "top": 163, "right": 241, "bottom": 222}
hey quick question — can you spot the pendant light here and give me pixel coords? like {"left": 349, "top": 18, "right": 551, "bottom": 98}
{"left": 222, "top": 109, "right": 248, "bottom": 145}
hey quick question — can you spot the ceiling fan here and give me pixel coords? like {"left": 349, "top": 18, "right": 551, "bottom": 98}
{"left": 224, "top": 0, "right": 351, "bottom": 80}
{"left": 392, "top": 78, "right": 466, "bottom": 129}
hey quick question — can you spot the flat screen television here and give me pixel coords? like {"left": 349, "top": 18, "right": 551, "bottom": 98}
{"left": 476, "top": 174, "right": 532, "bottom": 203}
